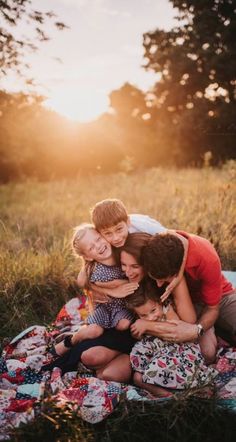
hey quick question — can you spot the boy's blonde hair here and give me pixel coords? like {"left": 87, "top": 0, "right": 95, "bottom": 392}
{"left": 72, "top": 223, "right": 95, "bottom": 257}
{"left": 91, "top": 198, "right": 128, "bottom": 230}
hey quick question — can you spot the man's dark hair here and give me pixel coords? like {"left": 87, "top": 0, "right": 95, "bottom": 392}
{"left": 142, "top": 233, "right": 184, "bottom": 279}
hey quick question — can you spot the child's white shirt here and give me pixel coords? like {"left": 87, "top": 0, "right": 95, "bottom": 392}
{"left": 129, "top": 214, "right": 167, "bottom": 235}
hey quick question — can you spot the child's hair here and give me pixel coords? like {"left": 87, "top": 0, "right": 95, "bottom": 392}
{"left": 126, "top": 277, "right": 163, "bottom": 310}
{"left": 91, "top": 198, "right": 128, "bottom": 230}
{"left": 143, "top": 233, "right": 184, "bottom": 279}
{"left": 118, "top": 232, "right": 152, "bottom": 265}
{"left": 72, "top": 223, "right": 95, "bottom": 257}
{"left": 71, "top": 223, "right": 96, "bottom": 284}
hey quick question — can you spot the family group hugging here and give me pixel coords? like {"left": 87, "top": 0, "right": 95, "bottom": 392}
{"left": 47, "top": 198, "right": 236, "bottom": 398}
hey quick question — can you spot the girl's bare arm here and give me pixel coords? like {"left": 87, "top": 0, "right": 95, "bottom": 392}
{"left": 89, "top": 281, "right": 139, "bottom": 298}
{"left": 93, "top": 279, "right": 127, "bottom": 288}
{"left": 77, "top": 268, "right": 88, "bottom": 288}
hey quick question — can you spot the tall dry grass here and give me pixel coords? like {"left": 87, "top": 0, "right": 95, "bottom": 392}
{"left": 0, "top": 162, "right": 235, "bottom": 336}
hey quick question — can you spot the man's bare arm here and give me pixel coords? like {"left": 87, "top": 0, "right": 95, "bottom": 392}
{"left": 172, "top": 277, "right": 197, "bottom": 324}
{"left": 143, "top": 304, "right": 219, "bottom": 343}
{"left": 197, "top": 304, "right": 219, "bottom": 331}
{"left": 142, "top": 320, "right": 197, "bottom": 342}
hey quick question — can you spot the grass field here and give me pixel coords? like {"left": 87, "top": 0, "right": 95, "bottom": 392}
{"left": 0, "top": 162, "right": 236, "bottom": 441}
{"left": 0, "top": 162, "right": 236, "bottom": 337}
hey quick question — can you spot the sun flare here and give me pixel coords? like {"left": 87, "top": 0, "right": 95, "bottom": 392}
{"left": 45, "top": 87, "right": 109, "bottom": 122}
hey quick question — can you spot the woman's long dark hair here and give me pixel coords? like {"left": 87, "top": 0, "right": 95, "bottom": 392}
{"left": 118, "top": 232, "right": 152, "bottom": 265}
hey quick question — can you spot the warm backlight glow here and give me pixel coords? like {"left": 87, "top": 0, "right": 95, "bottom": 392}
{"left": 44, "top": 87, "right": 109, "bottom": 122}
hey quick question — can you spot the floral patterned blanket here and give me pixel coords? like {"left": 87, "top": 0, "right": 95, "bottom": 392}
{"left": 1, "top": 279, "right": 236, "bottom": 440}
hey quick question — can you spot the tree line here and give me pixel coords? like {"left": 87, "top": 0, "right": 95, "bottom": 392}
{"left": 0, "top": 0, "right": 235, "bottom": 182}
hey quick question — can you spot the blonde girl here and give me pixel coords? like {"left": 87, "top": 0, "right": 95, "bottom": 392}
{"left": 54, "top": 223, "right": 137, "bottom": 357}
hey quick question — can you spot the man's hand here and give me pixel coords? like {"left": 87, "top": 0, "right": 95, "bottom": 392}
{"left": 130, "top": 319, "right": 148, "bottom": 339}
{"left": 149, "top": 319, "right": 198, "bottom": 343}
{"left": 160, "top": 276, "right": 180, "bottom": 303}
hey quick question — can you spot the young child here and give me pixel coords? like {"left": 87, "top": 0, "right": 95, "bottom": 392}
{"left": 127, "top": 278, "right": 217, "bottom": 397}
{"left": 54, "top": 224, "right": 138, "bottom": 356}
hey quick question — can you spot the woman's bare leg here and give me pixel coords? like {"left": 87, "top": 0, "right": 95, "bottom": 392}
{"left": 96, "top": 354, "right": 132, "bottom": 383}
{"left": 81, "top": 346, "right": 121, "bottom": 369}
{"left": 133, "top": 372, "right": 172, "bottom": 397}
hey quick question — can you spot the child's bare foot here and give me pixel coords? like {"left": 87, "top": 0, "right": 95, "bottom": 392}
{"left": 54, "top": 340, "right": 68, "bottom": 356}
{"left": 54, "top": 332, "right": 73, "bottom": 344}
{"left": 133, "top": 371, "right": 173, "bottom": 398}
{"left": 53, "top": 325, "right": 104, "bottom": 356}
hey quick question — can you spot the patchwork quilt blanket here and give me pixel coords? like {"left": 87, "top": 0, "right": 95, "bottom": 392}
{"left": 0, "top": 272, "right": 236, "bottom": 440}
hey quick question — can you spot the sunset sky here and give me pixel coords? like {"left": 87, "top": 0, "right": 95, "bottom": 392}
{"left": 3, "top": 0, "right": 178, "bottom": 122}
